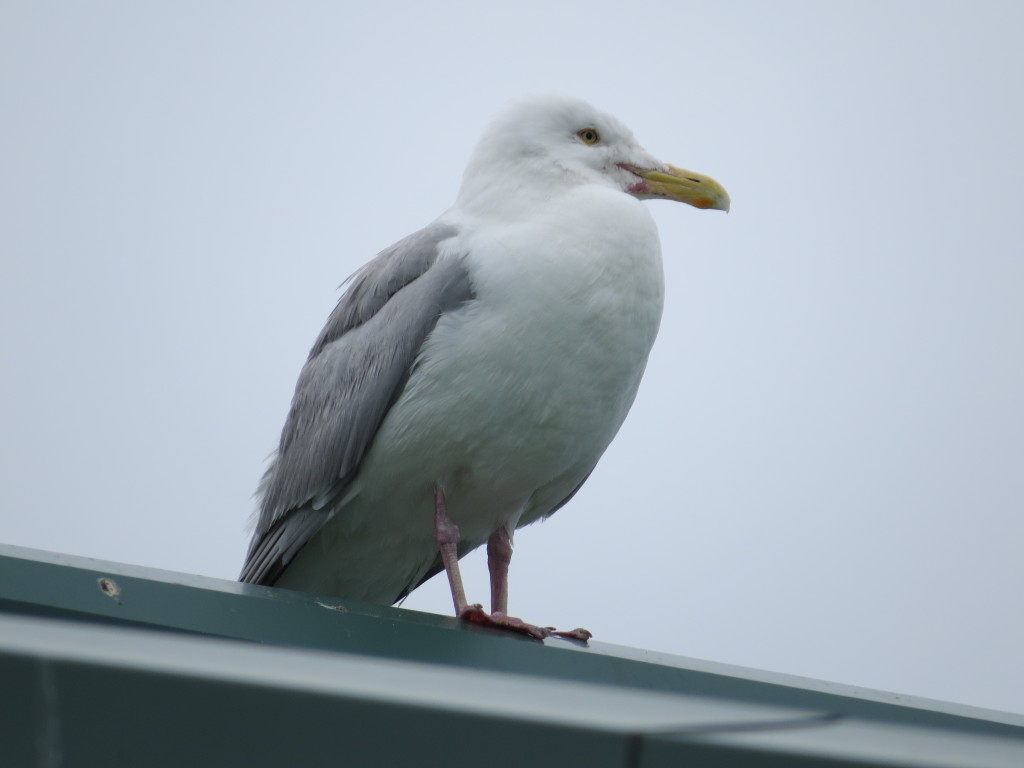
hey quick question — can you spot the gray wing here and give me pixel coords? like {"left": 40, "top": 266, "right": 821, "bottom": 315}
{"left": 240, "top": 221, "right": 474, "bottom": 585}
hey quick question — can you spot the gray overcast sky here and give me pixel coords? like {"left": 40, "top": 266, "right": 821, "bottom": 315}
{"left": 2, "top": 2, "right": 1022, "bottom": 714}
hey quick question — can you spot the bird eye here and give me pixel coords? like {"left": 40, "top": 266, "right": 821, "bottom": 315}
{"left": 577, "top": 128, "right": 601, "bottom": 145}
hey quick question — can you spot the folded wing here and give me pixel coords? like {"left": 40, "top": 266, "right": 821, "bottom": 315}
{"left": 240, "top": 222, "right": 474, "bottom": 585}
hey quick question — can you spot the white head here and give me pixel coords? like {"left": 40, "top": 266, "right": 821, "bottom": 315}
{"left": 456, "top": 95, "right": 729, "bottom": 218}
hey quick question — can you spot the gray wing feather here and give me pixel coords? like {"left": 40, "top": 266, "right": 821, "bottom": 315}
{"left": 240, "top": 222, "right": 473, "bottom": 585}
{"left": 310, "top": 222, "right": 458, "bottom": 356}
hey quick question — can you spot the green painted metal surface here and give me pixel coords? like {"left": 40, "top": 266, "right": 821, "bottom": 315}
{"left": 2, "top": 543, "right": 1022, "bottom": 767}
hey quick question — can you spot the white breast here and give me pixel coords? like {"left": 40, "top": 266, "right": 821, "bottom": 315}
{"left": 377, "top": 186, "right": 663, "bottom": 528}
{"left": 280, "top": 186, "right": 665, "bottom": 603}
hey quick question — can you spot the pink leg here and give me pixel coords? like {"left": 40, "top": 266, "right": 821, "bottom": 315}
{"left": 433, "top": 487, "right": 469, "bottom": 615}
{"left": 486, "top": 525, "right": 591, "bottom": 641}
{"left": 432, "top": 488, "right": 592, "bottom": 643}
{"left": 487, "top": 527, "right": 512, "bottom": 615}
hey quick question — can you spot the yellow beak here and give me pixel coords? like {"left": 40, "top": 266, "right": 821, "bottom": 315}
{"left": 633, "top": 164, "right": 730, "bottom": 212}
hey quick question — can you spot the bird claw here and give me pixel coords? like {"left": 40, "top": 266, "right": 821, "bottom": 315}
{"left": 550, "top": 627, "right": 593, "bottom": 642}
{"left": 459, "top": 604, "right": 549, "bottom": 639}
{"left": 457, "top": 604, "right": 591, "bottom": 643}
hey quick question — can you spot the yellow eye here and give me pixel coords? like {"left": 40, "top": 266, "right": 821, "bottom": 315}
{"left": 577, "top": 127, "right": 601, "bottom": 145}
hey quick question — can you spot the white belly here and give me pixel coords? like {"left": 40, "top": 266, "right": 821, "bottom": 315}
{"left": 278, "top": 187, "right": 664, "bottom": 603}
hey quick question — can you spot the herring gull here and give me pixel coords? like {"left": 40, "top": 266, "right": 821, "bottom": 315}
{"left": 240, "top": 95, "right": 729, "bottom": 640}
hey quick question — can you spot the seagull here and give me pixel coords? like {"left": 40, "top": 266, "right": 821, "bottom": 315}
{"left": 240, "top": 96, "right": 729, "bottom": 640}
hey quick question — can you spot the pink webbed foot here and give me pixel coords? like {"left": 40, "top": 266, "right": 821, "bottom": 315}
{"left": 458, "top": 604, "right": 591, "bottom": 643}
{"left": 550, "top": 627, "right": 593, "bottom": 642}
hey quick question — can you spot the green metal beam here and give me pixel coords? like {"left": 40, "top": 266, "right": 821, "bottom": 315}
{"left": 2, "top": 544, "right": 1022, "bottom": 767}
{"left": 2, "top": 613, "right": 835, "bottom": 768}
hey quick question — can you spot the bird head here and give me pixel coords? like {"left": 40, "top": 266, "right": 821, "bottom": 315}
{"left": 457, "top": 95, "right": 729, "bottom": 216}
